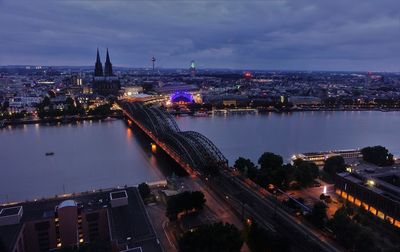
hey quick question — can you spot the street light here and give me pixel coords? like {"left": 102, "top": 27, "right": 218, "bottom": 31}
{"left": 367, "top": 179, "right": 375, "bottom": 186}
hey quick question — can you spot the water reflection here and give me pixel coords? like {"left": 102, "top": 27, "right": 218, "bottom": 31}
{"left": 1, "top": 111, "right": 400, "bottom": 202}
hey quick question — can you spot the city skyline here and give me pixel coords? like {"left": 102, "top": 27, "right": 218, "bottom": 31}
{"left": 0, "top": 0, "right": 399, "bottom": 72}
{"left": 1, "top": 1, "right": 400, "bottom": 251}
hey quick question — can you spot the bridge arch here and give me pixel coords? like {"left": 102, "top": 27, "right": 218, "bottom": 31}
{"left": 119, "top": 101, "right": 228, "bottom": 174}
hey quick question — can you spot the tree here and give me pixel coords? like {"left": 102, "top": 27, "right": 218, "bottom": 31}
{"left": 293, "top": 160, "right": 319, "bottom": 187}
{"left": 354, "top": 229, "right": 376, "bottom": 252}
{"left": 166, "top": 191, "right": 206, "bottom": 221}
{"left": 244, "top": 221, "right": 291, "bottom": 252}
{"left": 328, "top": 207, "right": 359, "bottom": 249}
{"left": 66, "top": 97, "right": 75, "bottom": 108}
{"left": 88, "top": 104, "right": 111, "bottom": 117}
{"left": 37, "top": 96, "right": 51, "bottom": 110}
{"left": 2, "top": 101, "right": 9, "bottom": 111}
{"left": 309, "top": 201, "right": 327, "bottom": 228}
{"left": 178, "top": 222, "right": 243, "bottom": 252}
{"left": 234, "top": 157, "right": 258, "bottom": 179}
{"left": 138, "top": 182, "right": 151, "bottom": 199}
{"left": 361, "top": 146, "right": 394, "bottom": 166}
{"left": 256, "top": 153, "right": 289, "bottom": 187}
{"left": 323, "top": 156, "right": 346, "bottom": 177}
{"left": 258, "top": 152, "right": 283, "bottom": 170}
{"left": 191, "top": 191, "right": 206, "bottom": 211}
{"left": 48, "top": 90, "right": 56, "bottom": 98}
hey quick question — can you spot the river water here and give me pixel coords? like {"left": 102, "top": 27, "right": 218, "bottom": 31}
{"left": 176, "top": 111, "right": 400, "bottom": 163}
{"left": 0, "top": 120, "right": 167, "bottom": 202}
{"left": 1, "top": 111, "right": 399, "bottom": 202}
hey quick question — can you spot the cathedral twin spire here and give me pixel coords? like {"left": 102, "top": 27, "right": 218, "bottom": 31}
{"left": 94, "top": 48, "right": 113, "bottom": 77}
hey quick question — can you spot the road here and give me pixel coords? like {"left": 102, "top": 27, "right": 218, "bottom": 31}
{"left": 209, "top": 169, "right": 343, "bottom": 252}
{"left": 147, "top": 177, "right": 250, "bottom": 252}
{"left": 119, "top": 102, "right": 342, "bottom": 251}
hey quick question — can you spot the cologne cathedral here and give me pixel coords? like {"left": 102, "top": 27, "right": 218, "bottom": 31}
{"left": 92, "top": 48, "right": 121, "bottom": 96}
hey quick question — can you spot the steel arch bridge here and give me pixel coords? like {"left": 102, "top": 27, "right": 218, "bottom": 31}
{"left": 118, "top": 101, "right": 228, "bottom": 175}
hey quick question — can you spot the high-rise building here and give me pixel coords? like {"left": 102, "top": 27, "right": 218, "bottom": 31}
{"left": 92, "top": 48, "right": 120, "bottom": 97}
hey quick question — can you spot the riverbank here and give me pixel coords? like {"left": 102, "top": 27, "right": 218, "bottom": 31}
{"left": 0, "top": 114, "right": 123, "bottom": 127}
{"left": 2, "top": 107, "right": 399, "bottom": 127}
{"left": 170, "top": 107, "right": 400, "bottom": 117}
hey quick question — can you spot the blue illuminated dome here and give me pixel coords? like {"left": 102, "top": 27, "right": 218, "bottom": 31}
{"left": 170, "top": 91, "right": 194, "bottom": 104}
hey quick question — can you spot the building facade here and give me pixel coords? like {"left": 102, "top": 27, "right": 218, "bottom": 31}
{"left": 335, "top": 171, "right": 400, "bottom": 228}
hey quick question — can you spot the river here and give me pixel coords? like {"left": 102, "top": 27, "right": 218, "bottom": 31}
{"left": 1, "top": 111, "right": 399, "bottom": 202}
{"left": 176, "top": 111, "right": 400, "bottom": 163}
{"left": 0, "top": 120, "right": 168, "bottom": 202}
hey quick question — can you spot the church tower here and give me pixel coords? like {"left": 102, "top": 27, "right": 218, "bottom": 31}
{"left": 104, "top": 48, "right": 113, "bottom": 76}
{"left": 94, "top": 48, "right": 103, "bottom": 76}
{"left": 92, "top": 48, "right": 120, "bottom": 96}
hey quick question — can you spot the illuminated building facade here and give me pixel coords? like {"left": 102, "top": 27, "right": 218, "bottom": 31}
{"left": 291, "top": 149, "right": 362, "bottom": 167}
{"left": 335, "top": 170, "right": 400, "bottom": 228}
{"left": 170, "top": 91, "right": 194, "bottom": 105}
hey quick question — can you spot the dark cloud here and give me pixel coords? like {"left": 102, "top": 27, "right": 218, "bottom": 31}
{"left": 0, "top": 0, "right": 399, "bottom": 71}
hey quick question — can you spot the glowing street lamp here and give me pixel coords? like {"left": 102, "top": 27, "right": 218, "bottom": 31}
{"left": 151, "top": 143, "right": 157, "bottom": 153}
{"left": 367, "top": 179, "right": 375, "bottom": 186}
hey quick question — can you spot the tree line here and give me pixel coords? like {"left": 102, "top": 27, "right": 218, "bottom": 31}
{"left": 234, "top": 152, "right": 319, "bottom": 189}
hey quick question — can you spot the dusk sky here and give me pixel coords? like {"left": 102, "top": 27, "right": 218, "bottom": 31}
{"left": 0, "top": 0, "right": 399, "bottom": 71}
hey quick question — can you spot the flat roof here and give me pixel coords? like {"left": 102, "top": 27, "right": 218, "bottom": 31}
{"left": 108, "top": 188, "right": 162, "bottom": 251}
{"left": 58, "top": 200, "right": 77, "bottom": 209}
{"left": 338, "top": 164, "right": 400, "bottom": 202}
{"left": 0, "top": 206, "right": 21, "bottom": 216}
{"left": 110, "top": 190, "right": 127, "bottom": 199}
{"left": 0, "top": 187, "right": 162, "bottom": 252}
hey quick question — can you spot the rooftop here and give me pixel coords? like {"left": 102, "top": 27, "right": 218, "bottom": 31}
{"left": 58, "top": 200, "right": 77, "bottom": 209}
{"left": 110, "top": 190, "right": 127, "bottom": 199}
{"left": 0, "top": 206, "right": 21, "bottom": 217}
{"left": 338, "top": 161, "right": 400, "bottom": 202}
{"left": 0, "top": 187, "right": 162, "bottom": 252}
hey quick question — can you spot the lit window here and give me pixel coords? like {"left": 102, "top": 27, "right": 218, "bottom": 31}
{"left": 386, "top": 216, "right": 394, "bottom": 224}
{"left": 369, "top": 207, "right": 377, "bottom": 215}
